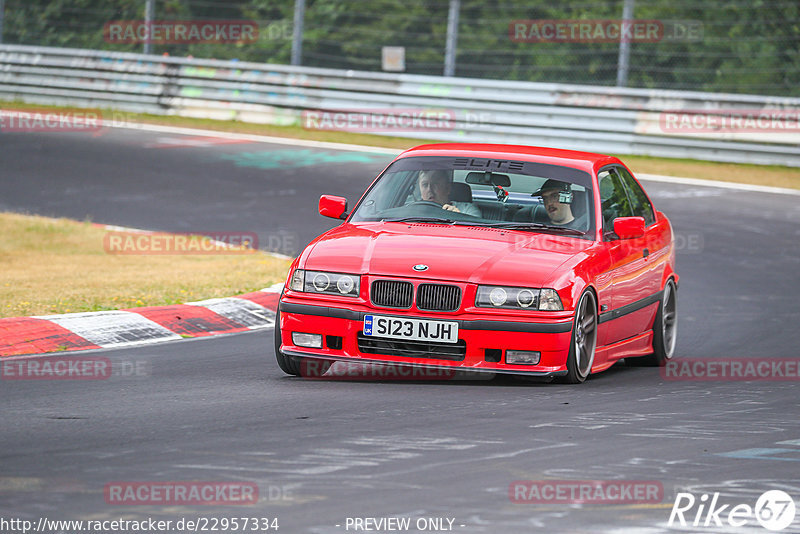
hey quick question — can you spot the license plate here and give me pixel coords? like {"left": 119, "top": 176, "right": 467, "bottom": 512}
{"left": 363, "top": 315, "right": 459, "bottom": 344}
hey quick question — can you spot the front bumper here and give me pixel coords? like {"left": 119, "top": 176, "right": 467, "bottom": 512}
{"left": 278, "top": 299, "right": 575, "bottom": 377}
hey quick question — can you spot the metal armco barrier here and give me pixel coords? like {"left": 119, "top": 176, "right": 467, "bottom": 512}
{"left": 2, "top": 44, "right": 799, "bottom": 167}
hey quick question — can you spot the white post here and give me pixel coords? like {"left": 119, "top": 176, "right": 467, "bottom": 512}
{"left": 616, "top": 0, "right": 635, "bottom": 87}
{"left": 0, "top": 0, "right": 6, "bottom": 44}
{"left": 444, "top": 0, "right": 460, "bottom": 76}
{"left": 291, "top": 0, "right": 306, "bottom": 66}
{"left": 144, "top": 0, "right": 155, "bottom": 55}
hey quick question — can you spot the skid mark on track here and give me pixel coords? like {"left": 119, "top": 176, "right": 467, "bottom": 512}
{"left": 171, "top": 436, "right": 572, "bottom": 481}
{"left": 543, "top": 457, "right": 702, "bottom": 480}
{"left": 719, "top": 438, "right": 800, "bottom": 463}
{"left": 344, "top": 436, "right": 490, "bottom": 451}
{"left": 530, "top": 412, "right": 676, "bottom": 430}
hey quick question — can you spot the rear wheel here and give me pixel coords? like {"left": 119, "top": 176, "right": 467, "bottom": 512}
{"left": 628, "top": 279, "right": 677, "bottom": 367}
{"left": 560, "top": 290, "right": 597, "bottom": 384}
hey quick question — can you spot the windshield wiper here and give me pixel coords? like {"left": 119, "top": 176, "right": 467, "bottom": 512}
{"left": 383, "top": 217, "right": 455, "bottom": 224}
{"left": 468, "top": 222, "right": 586, "bottom": 236}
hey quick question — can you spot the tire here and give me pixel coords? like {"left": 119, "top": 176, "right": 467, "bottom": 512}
{"left": 628, "top": 279, "right": 677, "bottom": 367}
{"left": 273, "top": 307, "right": 333, "bottom": 377}
{"left": 560, "top": 290, "right": 598, "bottom": 384}
{"left": 274, "top": 307, "right": 300, "bottom": 376}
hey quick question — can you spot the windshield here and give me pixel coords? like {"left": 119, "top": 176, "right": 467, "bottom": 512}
{"left": 350, "top": 155, "right": 595, "bottom": 237}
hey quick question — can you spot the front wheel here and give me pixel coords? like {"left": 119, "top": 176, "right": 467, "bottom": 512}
{"left": 274, "top": 307, "right": 300, "bottom": 375}
{"left": 560, "top": 290, "right": 598, "bottom": 384}
{"left": 273, "top": 307, "right": 333, "bottom": 377}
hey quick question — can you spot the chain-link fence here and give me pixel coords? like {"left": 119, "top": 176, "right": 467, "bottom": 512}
{"left": 1, "top": 0, "right": 798, "bottom": 97}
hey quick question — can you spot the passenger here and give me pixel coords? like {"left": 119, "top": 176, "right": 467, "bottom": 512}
{"left": 416, "top": 170, "right": 481, "bottom": 216}
{"left": 532, "top": 179, "right": 587, "bottom": 229}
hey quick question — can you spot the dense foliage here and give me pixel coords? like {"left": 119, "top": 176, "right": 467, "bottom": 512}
{"left": 3, "top": 0, "right": 798, "bottom": 96}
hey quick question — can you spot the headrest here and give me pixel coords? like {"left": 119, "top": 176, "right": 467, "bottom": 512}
{"left": 451, "top": 182, "right": 472, "bottom": 202}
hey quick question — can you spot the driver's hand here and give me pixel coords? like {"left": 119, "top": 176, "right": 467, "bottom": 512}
{"left": 442, "top": 204, "right": 461, "bottom": 213}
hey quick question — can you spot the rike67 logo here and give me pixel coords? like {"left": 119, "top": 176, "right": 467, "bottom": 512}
{"left": 669, "top": 490, "right": 796, "bottom": 531}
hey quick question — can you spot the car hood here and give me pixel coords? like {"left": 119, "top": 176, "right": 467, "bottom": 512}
{"left": 302, "top": 222, "right": 593, "bottom": 286}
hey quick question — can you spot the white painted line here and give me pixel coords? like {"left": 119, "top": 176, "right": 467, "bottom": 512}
{"left": 264, "top": 250, "right": 293, "bottom": 261}
{"left": 261, "top": 282, "right": 285, "bottom": 293}
{"left": 107, "top": 120, "right": 402, "bottom": 155}
{"left": 637, "top": 173, "right": 800, "bottom": 196}
{"left": 146, "top": 135, "right": 254, "bottom": 149}
{"left": 100, "top": 224, "right": 154, "bottom": 234}
{"left": 34, "top": 311, "right": 182, "bottom": 348}
{"left": 187, "top": 297, "right": 275, "bottom": 329}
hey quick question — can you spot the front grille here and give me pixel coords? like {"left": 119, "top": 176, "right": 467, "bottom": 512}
{"left": 416, "top": 283, "right": 462, "bottom": 312}
{"left": 371, "top": 280, "right": 413, "bottom": 308}
{"left": 357, "top": 332, "right": 466, "bottom": 361}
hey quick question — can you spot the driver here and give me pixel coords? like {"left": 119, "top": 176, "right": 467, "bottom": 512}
{"left": 416, "top": 170, "right": 480, "bottom": 216}
{"left": 532, "top": 179, "right": 587, "bottom": 229}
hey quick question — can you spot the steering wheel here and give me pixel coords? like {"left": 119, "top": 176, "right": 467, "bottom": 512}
{"left": 407, "top": 200, "right": 445, "bottom": 208}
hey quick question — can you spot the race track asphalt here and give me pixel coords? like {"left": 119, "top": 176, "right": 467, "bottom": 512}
{"left": 1, "top": 127, "right": 799, "bottom": 533}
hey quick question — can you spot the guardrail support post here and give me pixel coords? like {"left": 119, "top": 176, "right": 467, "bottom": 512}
{"left": 444, "top": 0, "right": 460, "bottom": 76}
{"left": 616, "top": 0, "right": 634, "bottom": 87}
{"left": 291, "top": 0, "right": 306, "bottom": 66}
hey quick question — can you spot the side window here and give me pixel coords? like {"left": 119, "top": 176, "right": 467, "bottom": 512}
{"left": 598, "top": 169, "right": 633, "bottom": 235}
{"left": 616, "top": 167, "right": 655, "bottom": 225}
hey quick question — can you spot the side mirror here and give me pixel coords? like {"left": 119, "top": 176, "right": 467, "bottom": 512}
{"left": 319, "top": 195, "right": 348, "bottom": 220}
{"left": 613, "top": 216, "right": 645, "bottom": 239}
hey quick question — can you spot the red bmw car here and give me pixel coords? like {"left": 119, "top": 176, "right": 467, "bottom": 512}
{"left": 275, "top": 143, "right": 678, "bottom": 383}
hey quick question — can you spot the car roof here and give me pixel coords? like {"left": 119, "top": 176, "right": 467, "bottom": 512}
{"left": 397, "top": 143, "right": 620, "bottom": 174}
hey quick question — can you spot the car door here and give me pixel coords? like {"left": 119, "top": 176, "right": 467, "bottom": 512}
{"left": 616, "top": 165, "right": 669, "bottom": 336}
{"left": 598, "top": 167, "right": 658, "bottom": 345}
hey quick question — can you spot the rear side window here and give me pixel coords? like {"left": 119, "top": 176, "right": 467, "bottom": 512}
{"left": 616, "top": 167, "right": 655, "bottom": 226}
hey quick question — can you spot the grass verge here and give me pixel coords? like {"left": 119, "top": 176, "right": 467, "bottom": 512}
{"left": 0, "top": 212, "right": 290, "bottom": 318}
{"left": 3, "top": 101, "right": 799, "bottom": 190}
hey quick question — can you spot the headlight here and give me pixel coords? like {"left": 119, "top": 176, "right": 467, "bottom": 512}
{"left": 289, "top": 269, "right": 360, "bottom": 297}
{"left": 489, "top": 287, "right": 508, "bottom": 307}
{"left": 476, "top": 286, "right": 563, "bottom": 311}
{"left": 290, "top": 269, "right": 305, "bottom": 291}
{"left": 538, "top": 288, "right": 564, "bottom": 311}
